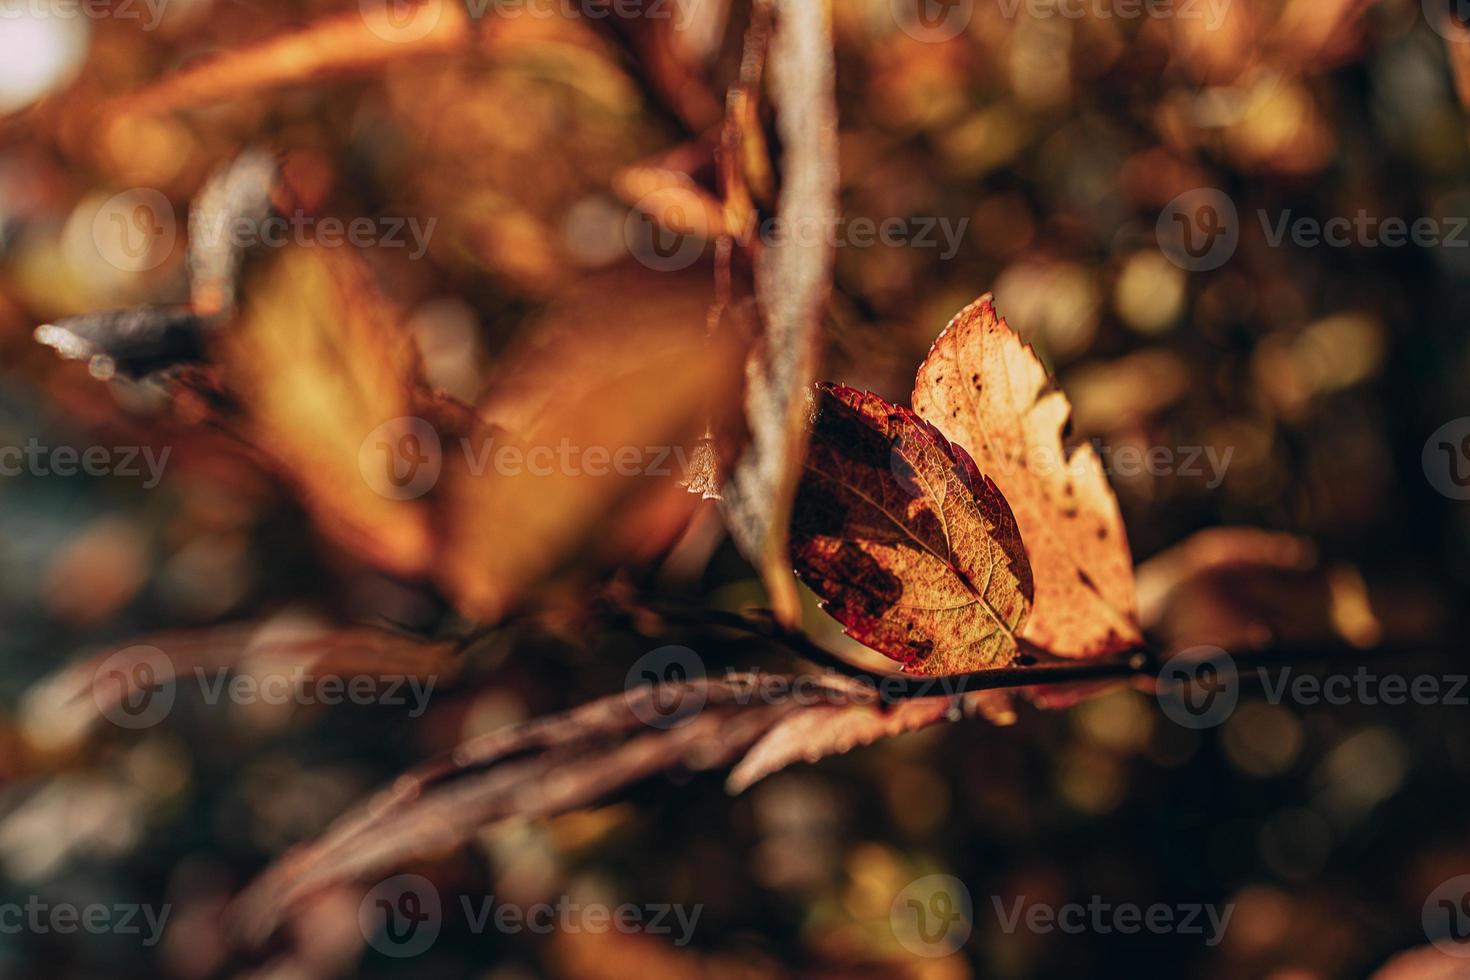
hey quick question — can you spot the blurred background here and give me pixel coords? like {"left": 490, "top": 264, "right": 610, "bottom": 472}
{"left": 2, "top": 0, "right": 1470, "bottom": 976}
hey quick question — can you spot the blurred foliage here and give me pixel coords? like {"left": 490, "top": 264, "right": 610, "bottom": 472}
{"left": 1, "top": 0, "right": 1470, "bottom": 977}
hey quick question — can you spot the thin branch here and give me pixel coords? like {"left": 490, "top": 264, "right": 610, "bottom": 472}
{"left": 619, "top": 597, "right": 1452, "bottom": 703}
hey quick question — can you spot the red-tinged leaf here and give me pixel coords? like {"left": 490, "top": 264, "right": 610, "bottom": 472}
{"left": 791, "top": 383, "right": 1034, "bottom": 675}
{"left": 912, "top": 295, "right": 1142, "bottom": 659}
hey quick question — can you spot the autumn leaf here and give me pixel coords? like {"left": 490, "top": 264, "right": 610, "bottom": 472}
{"left": 221, "top": 243, "right": 434, "bottom": 577}
{"left": 912, "top": 295, "right": 1142, "bottom": 658}
{"left": 230, "top": 674, "right": 809, "bottom": 941}
{"left": 726, "top": 695, "right": 957, "bottom": 792}
{"left": 436, "top": 266, "right": 740, "bottom": 622}
{"left": 790, "top": 384, "right": 1033, "bottom": 675}
{"left": 719, "top": 0, "right": 838, "bottom": 628}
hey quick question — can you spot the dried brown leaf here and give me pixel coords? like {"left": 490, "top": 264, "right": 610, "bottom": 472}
{"left": 726, "top": 695, "right": 957, "bottom": 793}
{"left": 791, "top": 384, "right": 1033, "bottom": 674}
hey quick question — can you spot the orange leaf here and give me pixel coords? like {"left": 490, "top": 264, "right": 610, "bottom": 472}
{"left": 221, "top": 243, "right": 433, "bottom": 576}
{"left": 435, "top": 267, "right": 740, "bottom": 622}
{"left": 912, "top": 295, "right": 1142, "bottom": 658}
